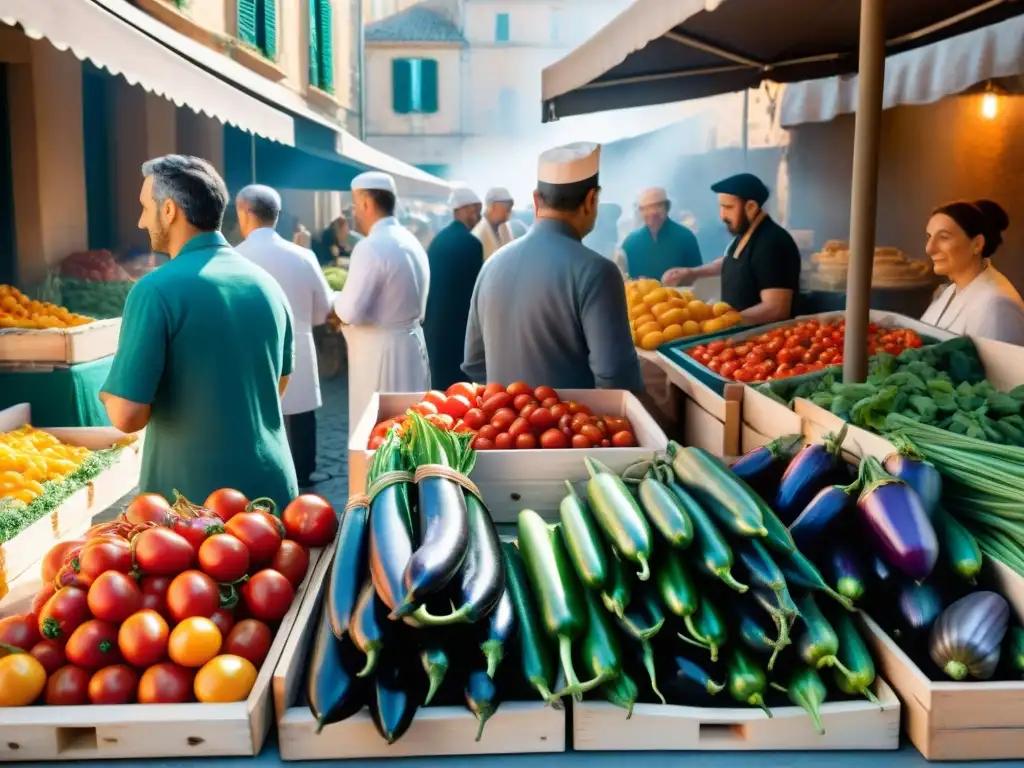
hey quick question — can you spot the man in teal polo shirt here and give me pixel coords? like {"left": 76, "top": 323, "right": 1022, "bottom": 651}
{"left": 100, "top": 155, "right": 298, "bottom": 511}
{"left": 621, "top": 187, "right": 702, "bottom": 279}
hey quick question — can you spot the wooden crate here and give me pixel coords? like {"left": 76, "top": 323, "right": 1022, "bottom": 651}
{"left": 860, "top": 559, "right": 1024, "bottom": 761}
{"left": 741, "top": 384, "right": 803, "bottom": 454}
{"left": 0, "top": 547, "right": 325, "bottom": 761}
{"left": 794, "top": 398, "right": 895, "bottom": 463}
{"left": 572, "top": 678, "right": 900, "bottom": 751}
{"left": 654, "top": 352, "right": 742, "bottom": 457}
{"left": 272, "top": 542, "right": 566, "bottom": 760}
{"left": 349, "top": 390, "right": 666, "bottom": 523}
{"left": 0, "top": 318, "right": 121, "bottom": 363}
{"left": 0, "top": 404, "right": 142, "bottom": 600}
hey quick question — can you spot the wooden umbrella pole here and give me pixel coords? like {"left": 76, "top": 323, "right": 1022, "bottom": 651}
{"left": 843, "top": 0, "right": 887, "bottom": 382}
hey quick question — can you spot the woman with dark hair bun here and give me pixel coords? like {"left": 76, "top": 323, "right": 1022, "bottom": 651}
{"left": 920, "top": 199, "right": 1024, "bottom": 345}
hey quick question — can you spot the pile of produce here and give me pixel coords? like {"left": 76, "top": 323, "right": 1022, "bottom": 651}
{"left": 316, "top": 416, "right": 881, "bottom": 744}
{"left": 686, "top": 318, "right": 924, "bottom": 383}
{"left": 60, "top": 250, "right": 133, "bottom": 283}
{"left": 625, "top": 279, "right": 742, "bottom": 350}
{"left": 323, "top": 265, "right": 348, "bottom": 292}
{"left": 60, "top": 279, "right": 133, "bottom": 320}
{"left": 736, "top": 430, "right": 1024, "bottom": 685}
{"left": 369, "top": 382, "right": 638, "bottom": 451}
{"left": 0, "top": 488, "right": 337, "bottom": 707}
{"left": 759, "top": 337, "right": 1024, "bottom": 443}
{"left": 0, "top": 285, "right": 93, "bottom": 330}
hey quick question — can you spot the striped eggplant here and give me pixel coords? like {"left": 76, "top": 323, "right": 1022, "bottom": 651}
{"left": 787, "top": 481, "right": 858, "bottom": 552}
{"left": 883, "top": 451, "right": 942, "bottom": 518}
{"left": 773, "top": 425, "right": 848, "bottom": 524}
{"left": 929, "top": 591, "right": 1009, "bottom": 681}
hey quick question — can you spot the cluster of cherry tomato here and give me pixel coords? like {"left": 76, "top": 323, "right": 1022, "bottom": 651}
{"left": 370, "top": 381, "right": 638, "bottom": 452}
{"left": 686, "top": 319, "right": 924, "bottom": 383}
{"left": 0, "top": 489, "right": 338, "bottom": 708}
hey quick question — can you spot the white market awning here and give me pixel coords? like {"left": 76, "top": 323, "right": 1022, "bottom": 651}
{"left": 336, "top": 133, "right": 450, "bottom": 199}
{"left": 780, "top": 15, "right": 1024, "bottom": 126}
{"left": 1, "top": 0, "right": 295, "bottom": 145}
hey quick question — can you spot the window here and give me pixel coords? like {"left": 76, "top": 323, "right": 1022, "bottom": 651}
{"left": 550, "top": 10, "right": 563, "bottom": 44}
{"left": 392, "top": 59, "right": 439, "bottom": 115}
{"left": 309, "top": 0, "right": 335, "bottom": 93}
{"left": 495, "top": 12, "right": 510, "bottom": 43}
{"left": 237, "top": 0, "right": 277, "bottom": 59}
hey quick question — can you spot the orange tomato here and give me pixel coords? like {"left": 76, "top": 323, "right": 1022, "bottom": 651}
{"left": 422, "top": 390, "right": 447, "bottom": 409}
{"left": 168, "top": 617, "right": 223, "bottom": 669}
{"left": 0, "top": 652, "right": 47, "bottom": 707}
{"left": 445, "top": 382, "right": 477, "bottom": 401}
{"left": 193, "top": 654, "right": 257, "bottom": 703}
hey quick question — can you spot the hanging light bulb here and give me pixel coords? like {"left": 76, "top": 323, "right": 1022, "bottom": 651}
{"left": 981, "top": 81, "right": 999, "bottom": 120}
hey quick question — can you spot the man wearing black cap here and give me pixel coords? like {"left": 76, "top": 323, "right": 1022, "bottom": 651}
{"left": 663, "top": 172, "right": 800, "bottom": 324}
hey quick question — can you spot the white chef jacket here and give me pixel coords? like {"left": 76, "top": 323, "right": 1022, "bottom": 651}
{"left": 235, "top": 228, "right": 333, "bottom": 415}
{"left": 920, "top": 263, "right": 1024, "bottom": 346}
{"left": 472, "top": 218, "right": 513, "bottom": 261}
{"left": 334, "top": 217, "right": 431, "bottom": 432}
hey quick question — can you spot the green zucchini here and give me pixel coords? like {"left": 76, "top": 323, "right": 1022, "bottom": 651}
{"left": 935, "top": 507, "right": 983, "bottom": 584}
{"left": 638, "top": 471, "right": 694, "bottom": 549}
{"left": 601, "top": 670, "right": 639, "bottom": 719}
{"left": 585, "top": 457, "right": 653, "bottom": 579}
{"left": 795, "top": 593, "right": 854, "bottom": 679}
{"left": 653, "top": 551, "right": 708, "bottom": 647}
{"left": 667, "top": 445, "right": 768, "bottom": 537}
{"left": 726, "top": 648, "right": 772, "bottom": 717}
{"left": 833, "top": 611, "right": 881, "bottom": 706}
{"left": 601, "top": 552, "right": 632, "bottom": 618}
{"left": 666, "top": 481, "right": 747, "bottom": 593}
{"left": 687, "top": 594, "right": 727, "bottom": 662}
{"left": 501, "top": 542, "right": 558, "bottom": 704}
{"left": 559, "top": 481, "right": 608, "bottom": 589}
{"left": 787, "top": 666, "right": 827, "bottom": 735}
{"left": 578, "top": 585, "right": 622, "bottom": 689}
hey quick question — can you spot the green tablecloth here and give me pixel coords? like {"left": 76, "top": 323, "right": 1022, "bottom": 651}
{"left": 0, "top": 355, "right": 113, "bottom": 427}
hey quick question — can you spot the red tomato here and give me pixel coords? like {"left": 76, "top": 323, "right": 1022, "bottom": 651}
{"left": 539, "top": 429, "right": 569, "bottom": 449}
{"left": 720, "top": 361, "right": 740, "bottom": 379}
{"left": 41, "top": 539, "right": 85, "bottom": 584}
{"left": 124, "top": 493, "right": 173, "bottom": 526}
{"left": 32, "top": 583, "right": 56, "bottom": 617}
{"left": 508, "top": 417, "right": 531, "bottom": 439}
{"left": 707, "top": 340, "right": 726, "bottom": 354}
{"left": 476, "top": 424, "right": 499, "bottom": 442}
{"left": 452, "top": 420, "right": 473, "bottom": 434}
{"left": 471, "top": 437, "right": 495, "bottom": 450}
{"left": 462, "top": 408, "right": 486, "bottom": 430}
{"left": 39, "top": 587, "right": 90, "bottom": 643}
{"left": 371, "top": 419, "right": 396, "bottom": 439}
{"left": 425, "top": 413, "right": 455, "bottom": 431}
{"left": 281, "top": 494, "right": 338, "bottom": 548}
{"left": 88, "top": 665, "right": 138, "bottom": 705}
{"left": 571, "top": 434, "right": 592, "bottom": 449}
{"left": 139, "top": 576, "right": 173, "bottom": 619}
{"left": 445, "top": 382, "right": 477, "bottom": 401}
{"left": 579, "top": 424, "right": 603, "bottom": 444}
{"left": 732, "top": 368, "right": 754, "bottom": 383}
{"left": 166, "top": 571, "right": 220, "bottom": 622}
{"left": 133, "top": 528, "right": 195, "bottom": 576}
{"left": 78, "top": 537, "right": 133, "bottom": 580}
{"left": 600, "top": 438, "right": 612, "bottom": 448}
{"left": 481, "top": 391, "right": 513, "bottom": 413}
{"left": 567, "top": 402, "right": 592, "bottom": 416}
{"left": 45, "top": 665, "right": 91, "bottom": 705}
{"left": 515, "top": 433, "right": 538, "bottom": 449}
{"left": 490, "top": 408, "right": 517, "bottom": 432}
{"left": 423, "top": 390, "right": 447, "bottom": 409}
{"left": 482, "top": 382, "right": 505, "bottom": 400}
{"left": 539, "top": 397, "right": 559, "bottom": 409}
{"left": 707, "top": 359, "right": 722, "bottom": 373}
{"left": 550, "top": 403, "right": 570, "bottom": 421}
{"left": 558, "top": 413, "right": 573, "bottom": 432}
{"left": 718, "top": 348, "right": 737, "bottom": 363}
{"left": 528, "top": 407, "right": 555, "bottom": 431}
{"left": 66, "top": 620, "right": 122, "bottom": 670}
{"left": 438, "top": 395, "right": 471, "bottom": 420}
{"left": 118, "top": 610, "right": 169, "bottom": 668}
{"left": 87, "top": 571, "right": 142, "bottom": 624}
{"left": 533, "top": 385, "right": 558, "bottom": 402}
{"left": 519, "top": 403, "right": 538, "bottom": 421}
{"left": 198, "top": 534, "right": 250, "bottom": 583}
{"left": 224, "top": 620, "right": 273, "bottom": 667}
{"left": 411, "top": 401, "right": 438, "bottom": 417}
{"left": 506, "top": 381, "right": 531, "bottom": 397}
{"left": 203, "top": 488, "right": 250, "bottom": 522}
{"left": 138, "top": 662, "right": 195, "bottom": 704}
{"left": 224, "top": 513, "right": 282, "bottom": 565}
{"left": 242, "top": 570, "right": 295, "bottom": 622}
{"left": 495, "top": 432, "right": 513, "bottom": 450}
{"left": 31, "top": 640, "right": 66, "bottom": 675}
{"left": 208, "top": 608, "right": 236, "bottom": 638}
{"left": 611, "top": 431, "right": 636, "bottom": 447}
{"left": 169, "top": 516, "right": 227, "bottom": 554}
{"left": 368, "top": 435, "right": 385, "bottom": 450}
{"left": 271, "top": 540, "right": 310, "bottom": 586}
{"left": 0, "top": 614, "right": 41, "bottom": 651}
{"left": 512, "top": 393, "right": 534, "bottom": 411}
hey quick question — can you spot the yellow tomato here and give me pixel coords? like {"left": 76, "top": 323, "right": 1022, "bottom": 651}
{"left": 659, "top": 308, "right": 688, "bottom": 326}
{"left": 628, "top": 304, "right": 648, "bottom": 321}
{"left": 649, "top": 302, "right": 672, "bottom": 319}
{"left": 632, "top": 314, "right": 657, "bottom": 329}
{"left": 687, "top": 300, "right": 710, "bottom": 322}
{"left": 635, "top": 321, "right": 663, "bottom": 338}
{"left": 194, "top": 655, "right": 257, "bottom": 703}
{"left": 668, "top": 297, "right": 689, "bottom": 310}
{"left": 721, "top": 310, "right": 743, "bottom": 328}
{"left": 682, "top": 320, "right": 701, "bottom": 337}
{"left": 712, "top": 301, "right": 732, "bottom": 317}
{"left": 639, "top": 330, "right": 665, "bottom": 351}
{"left": 169, "top": 617, "right": 223, "bottom": 668}
{"left": 664, "top": 287, "right": 682, "bottom": 299}
{"left": 662, "top": 324, "right": 684, "bottom": 342}
{"left": 702, "top": 318, "right": 725, "bottom": 334}
{"left": 0, "top": 652, "right": 46, "bottom": 707}
{"left": 644, "top": 288, "right": 669, "bottom": 306}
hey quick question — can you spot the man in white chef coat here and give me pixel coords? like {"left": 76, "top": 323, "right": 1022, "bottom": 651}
{"left": 472, "top": 186, "right": 515, "bottom": 260}
{"left": 234, "top": 184, "right": 333, "bottom": 487}
{"left": 333, "top": 172, "right": 431, "bottom": 434}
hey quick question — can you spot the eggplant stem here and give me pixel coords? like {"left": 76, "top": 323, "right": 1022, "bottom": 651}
{"left": 770, "top": 682, "right": 789, "bottom": 694}
{"left": 861, "top": 686, "right": 882, "bottom": 708}
{"left": 556, "top": 635, "right": 583, "bottom": 700}
{"left": 706, "top": 679, "right": 725, "bottom": 695}
{"left": 481, "top": 640, "right": 503, "bottom": 679}
{"left": 356, "top": 645, "right": 380, "bottom": 678}
{"left": 808, "top": 706, "right": 825, "bottom": 735}
{"left": 635, "top": 553, "right": 650, "bottom": 581}
{"left": 424, "top": 667, "right": 446, "bottom": 706}
{"left": 944, "top": 660, "right": 968, "bottom": 681}
{"left": 677, "top": 632, "right": 713, "bottom": 654}
{"left": 602, "top": 592, "right": 626, "bottom": 619}
{"left": 409, "top": 602, "right": 474, "bottom": 627}
{"left": 315, "top": 716, "right": 327, "bottom": 736}
{"left": 749, "top": 693, "right": 773, "bottom": 718}
{"left": 716, "top": 568, "right": 749, "bottom": 593}
{"left": 683, "top": 615, "right": 712, "bottom": 647}
{"left": 570, "top": 669, "right": 617, "bottom": 697}
{"left": 641, "top": 640, "right": 666, "bottom": 705}
{"left": 531, "top": 678, "right": 560, "bottom": 707}
{"left": 474, "top": 706, "right": 495, "bottom": 743}
{"left": 817, "top": 655, "right": 856, "bottom": 681}
{"left": 622, "top": 615, "right": 665, "bottom": 641}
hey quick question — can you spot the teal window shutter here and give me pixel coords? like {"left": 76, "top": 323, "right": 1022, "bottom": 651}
{"left": 318, "top": 0, "right": 334, "bottom": 93}
{"left": 420, "top": 59, "right": 439, "bottom": 114}
{"left": 495, "top": 13, "right": 509, "bottom": 42}
{"left": 308, "top": 0, "right": 319, "bottom": 87}
{"left": 261, "top": 0, "right": 276, "bottom": 59}
{"left": 237, "top": 0, "right": 258, "bottom": 46}
{"left": 392, "top": 59, "right": 412, "bottom": 114}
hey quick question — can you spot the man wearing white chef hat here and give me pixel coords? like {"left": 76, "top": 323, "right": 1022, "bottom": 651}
{"left": 422, "top": 186, "right": 485, "bottom": 389}
{"left": 463, "top": 142, "right": 642, "bottom": 391}
{"left": 333, "top": 171, "right": 431, "bottom": 433}
{"left": 620, "top": 186, "right": 702, "bottom": 280}
{"left": 472, "top": 185, "right": 515, "bottom": 261}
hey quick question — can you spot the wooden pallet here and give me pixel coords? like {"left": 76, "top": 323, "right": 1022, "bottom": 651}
{"left": 272, "top": 542, "right": 567, "bottom": 760}
{"left": 572, "top": 679, "right": 900, "bottom": 751}
{"left": 0, "top": 318, "right": 121, "bottom": 363}
{"left": 0, "top": 547, "right": 324, "bottom": 761}
{"left": 348, "top": 390, "right": 667, "bottom": 523}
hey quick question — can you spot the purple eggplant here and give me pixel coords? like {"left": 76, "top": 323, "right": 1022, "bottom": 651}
{"left": 883, "top": 451, "right": 942, "bottom": 518}
{"left": 730, "top": 435, "right": 801, "bottom": 498}
{"left": 827, "top": 546, "right": 866, "bottom": 603}
{"left": 773, "top": 425, "right": 848, "bottom": 524}
{"left": 787, "top": 480, "right": 859, "bottom": 551}
{"left": 895, "top": 581, "right": 943, "bottom": 638}
{"left": 929, "top": 591, "right": 1009, "bottom": 681}
{"left": 856, "top": 456, "right": 938, "bottom": 582}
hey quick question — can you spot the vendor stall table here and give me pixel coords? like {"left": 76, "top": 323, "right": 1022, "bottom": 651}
{"left": 0, "top": 355, "right": 113, "bottom": 427}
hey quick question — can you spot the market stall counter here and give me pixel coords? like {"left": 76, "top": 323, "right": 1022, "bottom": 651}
{"left": 0, "top": 356, "right": 114, "bottom": 428}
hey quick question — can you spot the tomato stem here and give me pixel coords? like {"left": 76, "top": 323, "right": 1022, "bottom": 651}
{"left": 247, "top": 497, "right": 278, "bottom": 517}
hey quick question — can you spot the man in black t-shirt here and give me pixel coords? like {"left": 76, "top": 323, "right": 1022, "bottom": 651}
{"left": 663, "top": 173, "right": 801, "bottom": 324}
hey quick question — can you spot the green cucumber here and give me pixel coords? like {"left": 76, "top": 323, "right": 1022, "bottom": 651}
{"left": 501, "top": 542, "right": 559, "bottom": 705}
{"left": 666, "top": 481, "right": 747, "bottom": 593}
{"left": 795, "top": 593, "right": 854, "bottom": 679}
{"left": 585, "top": 457, "right": 653, "bottom": 580}
{"left": 726, "top": 648, "right": 772, "bottom": 717}
{"left": 833, "top": 612, "right": 881, "bottom": 706}
{"left": 787, "top": 666, "right": 827, "bottom": 735}
{"left": 687, "top": 594, "right": 727, "bottom": 662}
{"left": 616, "top": 590, "right": 666, "bottom": 704}
{"left": 653, "top": 551, "right": 708, "bottom": 647}
{"left": 935, "top": 508, "right": 983, "bottom": 585}
{"left": 578, "top": 585, "right": 622, "bottom": 689}
{"left": 1009, "top": 627, "right": 1024, "bottom": 678}
{"left": 601, "top": 670, "right": 639, "bottom": 719}
{"left": 601, "top": 552, "right": 632, "bottom": 618}
{"left": 559, "top": 481, "right": 608, "bottom": 589}
{"left": 638, "top": 471, "right": 694, "bottom": 549}
{"left": 667, "top": 445, "right": 768, "bottom": 537}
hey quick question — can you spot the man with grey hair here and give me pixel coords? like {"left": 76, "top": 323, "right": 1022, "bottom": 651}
{"left": 472, "top": 186, "right": 515, "bottom": 260}
{"left": 235, "top": 184, "right": 333, "bottom": 487}
{"left": 100, "top": 155, "right": 298, "bottom": 510}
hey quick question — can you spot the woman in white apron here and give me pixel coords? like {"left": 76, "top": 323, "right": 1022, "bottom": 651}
{"left": 920, "top": 200, "right": 1024, "bottom": 346}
